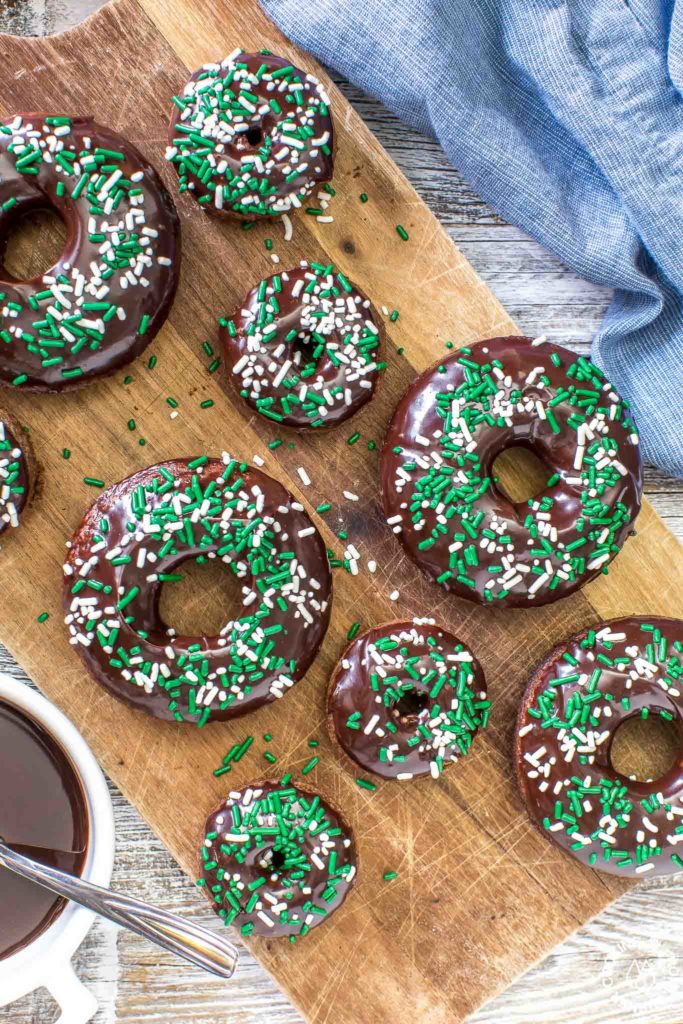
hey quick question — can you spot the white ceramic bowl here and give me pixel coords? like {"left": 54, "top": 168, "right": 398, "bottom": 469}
{"left": 0, "top": 673, "right": 115, "bottom": 1023}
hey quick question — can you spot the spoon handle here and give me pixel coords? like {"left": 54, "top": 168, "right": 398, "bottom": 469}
{"left": 0, "top": 841, "right": 238, "bottom": 979}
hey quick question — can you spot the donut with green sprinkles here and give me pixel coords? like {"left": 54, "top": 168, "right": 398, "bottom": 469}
{"left": 0, "top": 115, "right": 179, "bottom": 390}
{"left": 63, "top": 454, "right": 332, "bottom": 724}
{"left": 381, "top": 336, "right": 642, "bottom": 607}
{"left": 516, "top": 616, "right": 683, "bottom": 877}
{"left": 0, "top": 412, "right": 31, "bottom": 534}
{"left": 166, "top": 50, "right": 334, "bottom": 219}
{"left": 221, "top": 261, "right": 384, "bottom": 428}
{"left": 328, "top": 619, "right": 489, "bottom": 780}
{"left": 199, "top": 779, "right": 357, "bottom": 938}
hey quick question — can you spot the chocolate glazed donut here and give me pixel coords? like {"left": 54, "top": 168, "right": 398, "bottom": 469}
{"left": 0, "top": 410, "right": 31, "bottom": 534}
{"left": 327, "top": 620, "right": 490, "bottom": 781}
{"left": 381, "top": 336, "right": 642, "bottom": 607}
{"left": 63, "top": 455, "right": 332, "bottom": 725}
{"left": 221, "top": 261, "right": 384, "bottom": 429}
{"left": 0, "top": 114, "right": 179, "bottom": 391}
{"left": 167, "top": 50, "right": 334, "bottom": 219}
{"left": 199, "top": 779, "right": 357, "bottom": 939}
{"left": 516, "top": 617, "right": 683, "bottom": 877}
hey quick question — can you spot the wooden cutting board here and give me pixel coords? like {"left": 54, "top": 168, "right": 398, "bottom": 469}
{"left": 0, "top": 1, "right": 681, "bottom": 1021}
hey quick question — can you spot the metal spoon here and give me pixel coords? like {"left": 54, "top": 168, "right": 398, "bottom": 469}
{"left": 0, "top": 836, "right": 238, "bottom": 979}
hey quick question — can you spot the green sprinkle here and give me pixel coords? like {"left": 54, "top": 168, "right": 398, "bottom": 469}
{"left": 83, "top": 477, "right": 105, "bottom": 488}
{"left": 36, "top": 612, "right": 49, "bottom": 623}
{"left": 396, "top": 225, "right": 409, "bottom": 241}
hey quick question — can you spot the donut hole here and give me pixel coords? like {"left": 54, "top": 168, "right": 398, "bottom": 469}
{"left": 157, "top": 556, "right": 243, "bottom": 638}
{"left": 269, "top": 847, "right": 286, "bottom": 872}
{"left": 491, "top": 445, "right": 550, "bottom": 505}
{"left": 391, "top": 688, "right": 429, "bottom": 722}
{"left": 289, "top": 331, "right": 323, "bottom": 373}
{"left": 1, "top": 206, "right": 67, "bottom": 281}
{"left": 245, "top": 125, "right": 264, "bottom": 147}
{"left": 609, "top": 712, "right": 681, "bottom": 783}
{"left": 234, "top": 123, "right": 266, "bottom": 151}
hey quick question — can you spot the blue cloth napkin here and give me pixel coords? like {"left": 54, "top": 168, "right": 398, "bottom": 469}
{"left": 261, "top": 0, "right": 683, "bottom": 478}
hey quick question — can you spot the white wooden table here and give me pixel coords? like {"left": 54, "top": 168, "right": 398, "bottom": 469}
{"left": 2, "top": 3, "right": 682, "bottom": 1022}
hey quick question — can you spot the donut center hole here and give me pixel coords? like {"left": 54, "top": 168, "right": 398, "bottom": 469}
{"left": 269, "top": 847, "right": 286, "bottom": 872}
{"left": 1, "top": 206, "right": 67, "bottom": 281}
{"left": 245, "top": 125, "right": 264, "bottom": 147}
{"left": 157, "top": 557, "right": 242, "bottom": 638}
{"left": 492, "top": 445, "right": 549, "bottom": 504}
{"left": 391, "top": 689, "right": 429, "bottom": 722}
{"left": 289, "top": 331, "right": 322, "bottom": 372}
{"left": 609, "top": 712, "right": 681, "bottom": 783}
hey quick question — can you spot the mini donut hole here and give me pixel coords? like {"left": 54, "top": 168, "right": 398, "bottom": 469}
{"left": 289, "top": 331, "right": 323, "bottom": 372}
{"left": 265, "top": 846, "right": 286, "bottom": 873}
{"left": 609, "top": 712, "right": 681, "bottom": 783}
{"left": 245, "top": 125, "right": 264, "bottom": 147}
{"left": 1, "top": 205, "right": 67, "bottom": 281}
{"left": 235, "top": 122, "right": 266, "bottom": 150}
{"left": 491, "top": 445, "right": 550, "bottom": 505}
{"left": 391, "top": 688, "right": 429, "bottom": 722}
{"left": 157, "top": 556, "right": 243, "bottom": 638}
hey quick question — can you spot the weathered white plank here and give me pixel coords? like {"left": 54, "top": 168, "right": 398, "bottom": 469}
{"left": 1, "top": 4, "right": 682, "bottom": 1024}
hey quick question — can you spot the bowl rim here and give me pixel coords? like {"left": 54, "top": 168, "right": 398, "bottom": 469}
{"left": 0, "top": 673, "right": 115, "bottom": 1001}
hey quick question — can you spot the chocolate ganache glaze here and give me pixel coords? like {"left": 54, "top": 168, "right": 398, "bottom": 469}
{"left": 516, "top": 617, "right": 683, "bottom": 877}
{"left": 381, "top": 336, "right": 642, "bottom": 607}
{"left": 199, "top": 779, "right": 356, "bottom": 939}
{"left": 328, "top": 619, "right": 490, "bottom": 780}
{"left": 63, "top": 455, "right": 332, "bottom": 725}
{"left": 0, "top": 114, "right": 179, "bottom": 391}
{"left": 167, "top": 50, "right": 334, "bottom": 219}
{"left": 221, "top": 261, "right": 384, "bottom": 429}
{"left": 0, "top": 411, "right": 31, "bottom": 534}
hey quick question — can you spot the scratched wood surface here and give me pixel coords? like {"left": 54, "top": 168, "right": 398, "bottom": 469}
{"left": 0, "top": 2, "right": 682, "bottom": 1024}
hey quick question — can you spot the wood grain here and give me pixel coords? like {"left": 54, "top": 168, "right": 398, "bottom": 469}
{"left": 0, "top": 3, "right": 681, "bottom": 1024}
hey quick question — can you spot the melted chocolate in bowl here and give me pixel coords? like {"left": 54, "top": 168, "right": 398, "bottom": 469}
{"left": 0, "top": 700, "right": 88, "bottom": 959}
